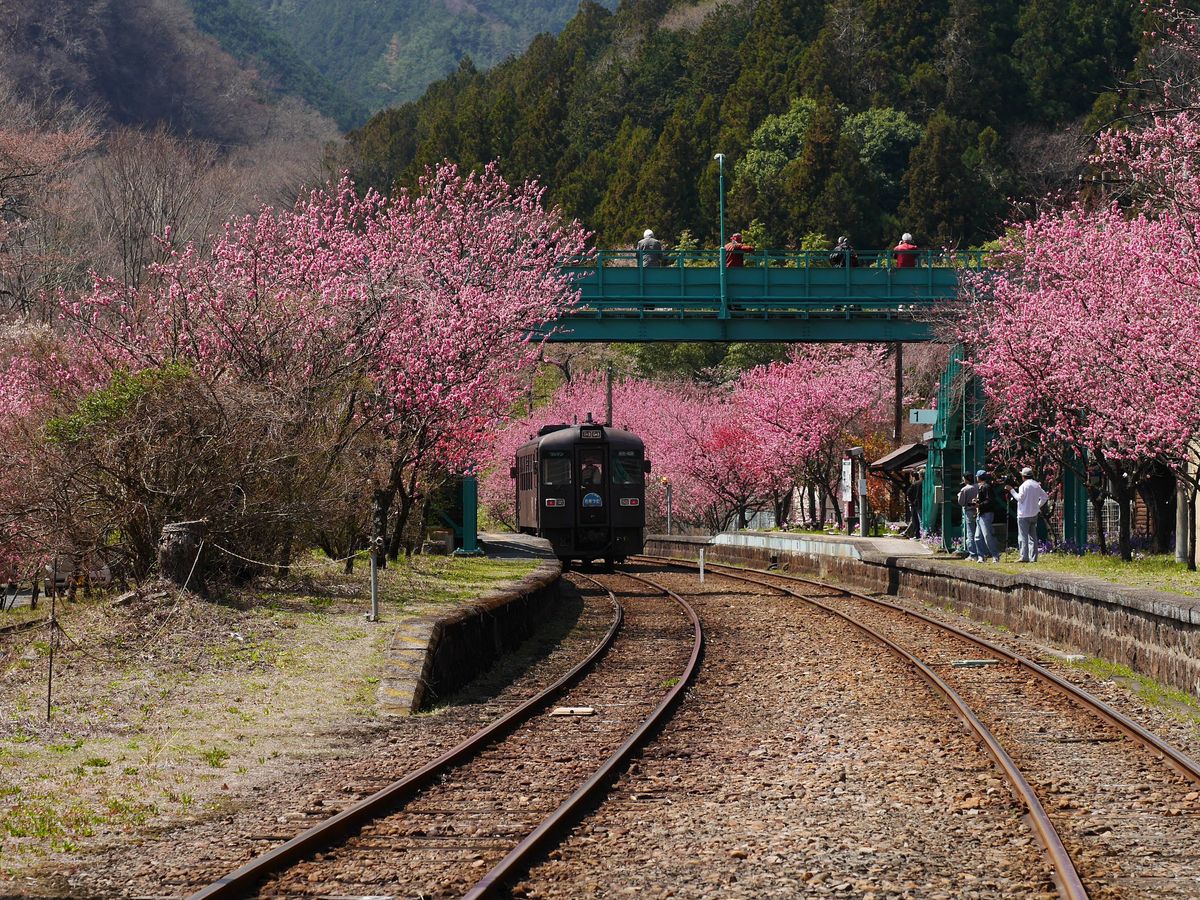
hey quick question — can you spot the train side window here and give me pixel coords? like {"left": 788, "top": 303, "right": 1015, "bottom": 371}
{"left": 611, "top": 452, "right": 643, "bottom": 484}
{"left": 543, "top": 457, "right": 572, "bottom": 485}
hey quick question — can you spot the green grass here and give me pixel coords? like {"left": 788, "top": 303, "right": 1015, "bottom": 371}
{"left": 199, "top": 747, "right": 230, "bottom": 768}
{"left": 377, "top": 556, "right": 538, "bottom": 606}
{"left": 952, "top": 552, "right": 1200, "bottom": 597}
{"left": 1067, "top": 657, "right": 1200, "bottom": 723}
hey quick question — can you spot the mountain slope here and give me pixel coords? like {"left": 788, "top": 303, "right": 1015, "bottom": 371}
{"left": 240, "top": 0, "right": 619, "bottom": 114}
{"left": 189, "top": 0, "right": 368, "bottom": 130}
{"left": 0, "top": 0, "right": 335, "bottom": 146}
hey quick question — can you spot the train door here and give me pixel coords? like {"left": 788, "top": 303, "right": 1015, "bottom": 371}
{"left": 577, "top": 444, "right": 607, "bottom": 525}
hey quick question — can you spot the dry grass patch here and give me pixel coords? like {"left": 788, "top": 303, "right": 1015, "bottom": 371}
{"left": 0, "top": 553, "right": 536, "bottom": 878}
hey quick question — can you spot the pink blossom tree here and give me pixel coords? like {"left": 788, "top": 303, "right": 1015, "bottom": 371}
{"left": 737, "top": 345, "right": 892, "bottom": 527}
{"left": 1, "top": 162, "right": 588, "bottom": 579}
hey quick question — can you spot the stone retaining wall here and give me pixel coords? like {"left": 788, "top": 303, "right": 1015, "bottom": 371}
{"left": 647, "top": 535, "right": 1200, "bottom": 697}
{"left": 378, "top": 560, "right": 562, "bottom": 714}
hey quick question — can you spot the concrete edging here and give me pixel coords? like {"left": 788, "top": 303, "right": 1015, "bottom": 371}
{"left": 378, "top": 559, "right": 563, "bottom": 715}
{"left": 647, "top": 535, "right": 1200, "bottom": 697}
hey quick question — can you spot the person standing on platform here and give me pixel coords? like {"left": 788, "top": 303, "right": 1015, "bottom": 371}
{"left": 904, "top": 469, "right": 924, "bottom": 538}
{"left": 1010, "top": 467, "right": 1049, "bottom": 562}
{"left": 724, "top": 232, "right": 754, "bottom": 267}
{"left": 637, "top": 229, "right": 664, "bottom": 267}
{"left": 972, "top": 470, "right": 1002, "bottom": 562}
{"left": 893, "top": 232, "right": 919, "bottom": 268}
{"left": 958, "top": 472, "right": 981, "bottom": 561}
{"left": 830, "top": 235, "right": 859, "bottom": 268}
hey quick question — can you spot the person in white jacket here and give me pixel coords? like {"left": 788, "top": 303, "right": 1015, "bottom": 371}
{"left": 1010, "top": 467, "right": 1049, "bottom": 562}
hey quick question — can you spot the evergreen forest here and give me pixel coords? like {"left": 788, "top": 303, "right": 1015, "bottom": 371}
{"left": 348, "top": 0, "right": 1146, "bottom": 251}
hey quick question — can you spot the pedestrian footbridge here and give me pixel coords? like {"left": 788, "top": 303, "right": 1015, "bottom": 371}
{"left": 549, "top": 249, "right": 986, "bottom": 343}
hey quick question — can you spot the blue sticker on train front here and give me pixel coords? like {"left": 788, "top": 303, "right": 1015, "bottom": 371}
{"left": 582, "top": 492, "right": 603, "bottom": 507}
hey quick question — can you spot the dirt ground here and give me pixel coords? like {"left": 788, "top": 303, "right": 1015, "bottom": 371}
{"left": 0, "top": 555, "right": 535, "bottom": 891}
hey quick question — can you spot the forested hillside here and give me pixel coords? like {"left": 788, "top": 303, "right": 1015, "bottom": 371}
{"left": 230, "top": 0, "right": 618, "bottom": 117}
{"left": 188, "top": 0, "right": 368, "bottom": 130}
{"left": 0, "top": 0, "right": 335, "bottom": 147}
{"left": 349, "top": 0, "right": 1144, "bottom": 249}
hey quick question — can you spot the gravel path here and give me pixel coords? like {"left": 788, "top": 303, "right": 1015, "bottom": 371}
{"left": 516, "top": 565, "right": 1055, "bottom": 898}
{"left": 799, "top": 578, "right": 1200, "bottom": 897}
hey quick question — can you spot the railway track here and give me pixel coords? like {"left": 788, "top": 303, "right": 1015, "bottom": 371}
{"left": 191, "top": 570, "right": 701, "bottom": 899}
{"left": 638, "top": 554, "right": 1200, "bottom": 899}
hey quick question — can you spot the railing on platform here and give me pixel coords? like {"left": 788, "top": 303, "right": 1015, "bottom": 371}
{"left": 549, "top": 248, "right": 985, "bottom": 342}
{"left": 572, "top": 248, "right": 993, "bottom": 270}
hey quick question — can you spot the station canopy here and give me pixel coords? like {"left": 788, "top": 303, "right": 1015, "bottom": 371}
{"left": 869, "top": 443, "right": 927, "bottom": 483}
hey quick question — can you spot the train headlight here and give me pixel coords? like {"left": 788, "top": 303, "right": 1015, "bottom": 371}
{"left": 619, "top": 497, "right": 640, "bottom": 507}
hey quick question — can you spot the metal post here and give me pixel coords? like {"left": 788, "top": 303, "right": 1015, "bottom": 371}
{"left": 714, "top": 153, "right": 728, "bottom": 320}
{"left": 893, "top": 342, "right": 903, "bottom": 442}
{"left": 46, "top": 590, "right": 56, "bottom": 721}
{"left": 368, "top": 541, "right": 380, "bottom": 622}
{"left": 665, "top": 481, "right": 673, "bottom": 535}
{"left": 858, "top": 463, "right": 869, "bottom": 537}
{"left": 605, "top": 364, "right": 613, "bottom": 427}
{"left": 453, "top": 476, "right": 483, "bottom": 556}
{"left": 699, "top": 547, "right": 705, "bottom": 584}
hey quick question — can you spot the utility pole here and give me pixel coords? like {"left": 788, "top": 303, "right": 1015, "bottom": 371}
{"left": 894, "top": 342, "right": 904, "bottom": 443}
{"left": 605, "top": 364, "right": 613, "bottom": 426}
{"left": 714, "top": 153, "right": 728, "bottom": 319}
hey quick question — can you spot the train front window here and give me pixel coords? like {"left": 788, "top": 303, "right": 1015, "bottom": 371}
{"left": 611, "top": 453, "right": 643, "bottom": 485}
{"left": 579, "top": 450, "right": 604, "bottom": 487}
{"left": 543, "top": 457, "right": 572, "bottom": 485}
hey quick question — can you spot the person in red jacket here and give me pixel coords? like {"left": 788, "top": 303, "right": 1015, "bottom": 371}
{"left": 893, "top": 232, "right": 919, "bottom": 268}
{"left": 724, "top": 232, "right": 754, "bottom": 267}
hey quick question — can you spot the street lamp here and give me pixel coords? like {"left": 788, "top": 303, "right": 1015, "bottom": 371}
{"left": 713, "top": 152, "right": 728, "bottom": 319}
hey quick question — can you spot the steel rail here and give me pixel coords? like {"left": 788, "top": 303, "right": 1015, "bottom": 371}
{"left": 463, "top": 570, "right": 704, "bottom": 899}
{"left": 669, "top": 556, "right": 1200, "bottom": 787}
{"left": 635, "top": 555, "right": 1087, "bottom": 900}
{"left": 191, "top": 578, "right": 624, "bottom": 900}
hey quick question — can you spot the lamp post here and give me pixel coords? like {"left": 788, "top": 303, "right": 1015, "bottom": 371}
{"left": 713, "top": 152, "right": 728, "bottom": 319}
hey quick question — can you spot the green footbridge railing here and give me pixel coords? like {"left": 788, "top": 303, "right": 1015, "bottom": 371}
{"left": 550, "top": 249, "right": 989, "bottom": 343}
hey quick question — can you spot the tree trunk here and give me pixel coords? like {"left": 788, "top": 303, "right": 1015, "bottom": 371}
{"left": 1090, "top": 491, "right": 1107, "bottom": 556}
{"left": 277, "top": 533, "right": 293, "bottom": 578}
{"left": 390, "top": 491, "right": 414, "bottom": 560}
{"left": 158, "top": 520, "right": 206, "bottom": 589}
{"left": 413, "top": 497, "right": 433, "bottom": 556}
{"left": 807, "top": 484, "right": 817, "bottom": 526}
{"left": 1113, "top": 478, "right": 1133, "bottom": 562}
{"left": 372, "top": 489, "right": 392, "bottom": 572}
{"left": 1189, "top": 483, "right": 1198, "bottom": 573}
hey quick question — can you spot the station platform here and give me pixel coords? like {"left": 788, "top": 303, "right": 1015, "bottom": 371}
{"left": 709, "top": 530, "right": 934, "bottom": 561}
{"left": 478, "top": 532, "right": 556, "bottom": 560}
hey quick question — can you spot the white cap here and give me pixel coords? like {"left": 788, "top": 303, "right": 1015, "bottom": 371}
{"left": 901, "top": 232, "right": 913, "bottom": 242}
{"left": 644, "top": 229, "right": 654, "bottom": 239}
{"left": 1021, "top": 467, "right": 1034, "bottom": 477}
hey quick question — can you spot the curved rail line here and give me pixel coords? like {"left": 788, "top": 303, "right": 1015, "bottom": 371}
{"left": 191, "top": 579, "right": 624, "bottom": 899}
{"left": 194, "top": 571, "right": 703, "bottom": 900}
{"left": 636, "top": 554, "right": 1087, "bottom": 900}
{"left": 649, "top": 555, "right": 1200, "bottom": 788}
{"left": 464, "top": 570, "right": 703, "bottom": 898}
